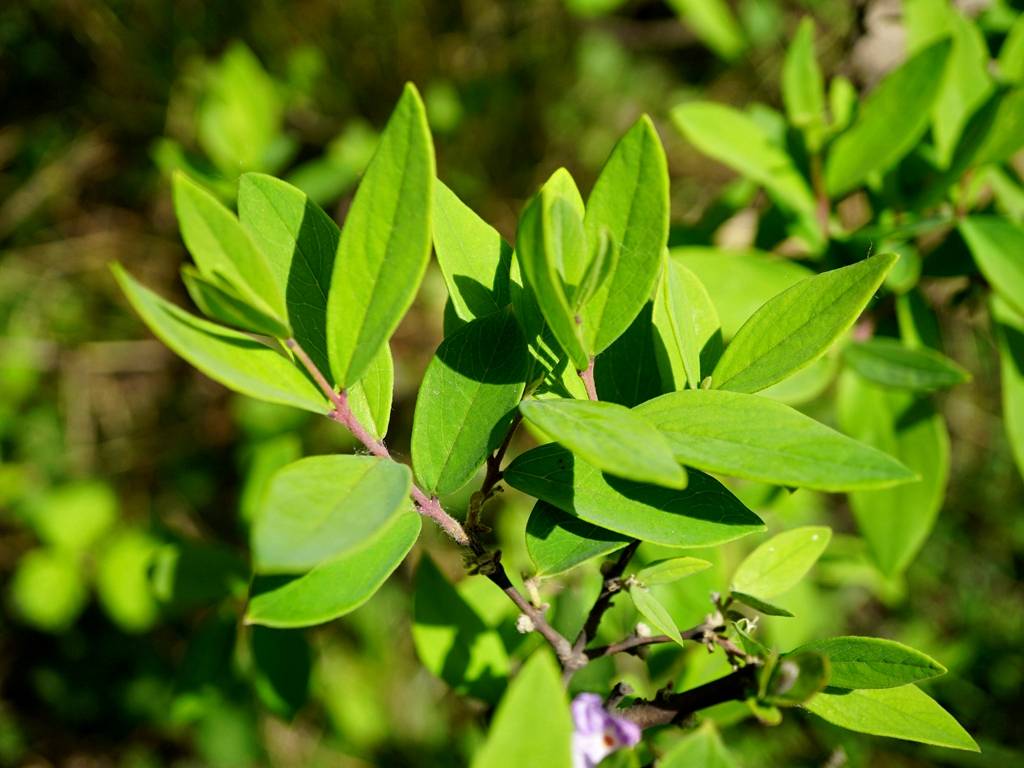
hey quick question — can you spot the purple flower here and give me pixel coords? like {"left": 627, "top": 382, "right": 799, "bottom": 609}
{"left": 571, "top": 692, "right": 641, "bottom": 768}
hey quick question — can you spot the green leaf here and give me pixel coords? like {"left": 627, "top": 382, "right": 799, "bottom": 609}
{"left": 992, "top": 297, "right": 1024, "bottom": 479}
{"left": 172, "top": 172, "right": 286, "bottom": 323}
{"left": 999, "top": 13, "right": 1024, "bottom": 82}
{"left": 412, "top": 309, "right": 528, "bottom": 495}
{"left": 636, "top": 557, "right": 711, "bottom": 586}
{"left": 347, "top": 341, "right": 393, "bottom": 441}
{"left": 327, "top": 83, "right": 435, "bottom": 387}
{"left": 469, "top": 651, "right": 572, "bottom": 768}
{"left": 581, "top": 116, "right": 669, "bottom": 354}
{"left": 24, "top": 481, "right": 117, "bottom": 553}
{"left": 504, "top": 444, "right": 764, "bottom": 547}
{"left": 732, "top": 526, "right": 831, "bottom": 599}
{"left": 113, "top": 265, "right": 327, "bottom": 413}
{"left": 246, "top": 509, "right": 420, "bottom": 628}
{"left": 672, "top": 248, "right": 812, "bottom": 340}
{"left": 10, "top": 548, "right": 88, "bottom": 633}
{"left": 671, "top": 102, "right": 817, "bottom": 228}
{"left": 515, "top": 171, "right": 589, "bottom": 369}
{"left": 763, "top": 651, "right": 830, "bottom": 706}
{"left": 731, "top": 591, "right": 794, "bottom": 617}
{"left": 573, "top": 227, "right": 618, "bottom": 311}
{"left": 710, "top": 253, "right": 897, "bottom": 393}
{"left": 413, "top": 556, "right": 509, "bottom": 703}
{"left": 181, "top": 266, "right": 291, "bottom": 339}
{"left": 790, "top": 636, "right": 946, "bottom": 689}
{"left": 432, "top": 180, "right": 512, "bottom": 323}
{"left": 525, "top": 501, "right": 631, "bottom": 577}
{"left": 629, "top": 585, "right": 684, "bottom": 645}
{"left": 960, "top": 216, "right": 1024, "bottom": 316}
{"left": 638, "top": 389, "right": 915, "bottom": 491}
{"left": 838, "top": 371, "right": 950, "bottom": 575}
{"left": 666, "top": 0, "right": 745, "bottom": 60}
{"left": 782, "top": 18, "right": 826, "bottom": 150}
{"left": 653, "top": 258, "right": 723, "bottom": 390}
{"left": 659, "top": 721, "right": 739, "bottom": 768}
{"left": 804, "top": 686, "right": 979, "bottom": 752}
{"left": 948, "top": 86, "right": 1024, "bottom": 180}
{"left": 237, "top": 173, "right": 341, "bottom": 375}
{"left": 825, "top": 40, "right": 953, "bottom": 196}
{"left": 594, "top": 302, "right": 665, "bottom": 407}
{"left": 252, "top": 455, "right": 412, "bottom": 574}
{"left": 95, "top": 529, "right": 160, "bottom": 633}
{"left": 249, "top": 626, "right": 311, "bottom": 720}
{"left": 519, "top": 399, "right": 686, "bottom": 489}
{"left": 843, "top": 338, "right": 970, "bottom": 391}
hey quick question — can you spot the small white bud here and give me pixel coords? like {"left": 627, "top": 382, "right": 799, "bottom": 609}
{"left": 515, "top": 614, "right": 536, "bottom": 634}
{"left": 635, "top": 622, "right": 652, "bottom": 638}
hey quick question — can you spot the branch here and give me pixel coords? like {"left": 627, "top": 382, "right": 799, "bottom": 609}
{"left": 617, "top": 665, "right": 759, "bottom": 730}
{"left": 286, "top": 338, "right": 470, "bottom": 546}
{"left": 571, "top": 540, "right": 640, "bottom": 658}
{"left": 579, "top": 355, "right": 598, "bottom": 401}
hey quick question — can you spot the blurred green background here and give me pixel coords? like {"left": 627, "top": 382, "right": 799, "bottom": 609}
{"left": 1, "top": 0, "right": 1022, "bottom": 766}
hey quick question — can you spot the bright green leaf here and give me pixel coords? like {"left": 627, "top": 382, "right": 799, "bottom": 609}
{"left": 804, "top": 685, "right": 979, "bottom": 752}
{"left": 732, "top": 526, "right": 831, "bottom": 599}
{"left": 711, "top": 253, "right": 897, "bottom": 393}
{"left": 25, "top": 481, "right": 117, "bottom": 553}
{"left": 95, "top": 529, "right": 160, "bottom": 633}
{"left": 237, "top": 172, "right": 342, "bottom": 375}
{"left": 629, "top": 585, "right": 684, "bottom": 645}
{"left": 504, "top": 444, "right": 764, "bottom": 547}
{"left": 413, "top": 556, "right": 509, "bottom": 703}
{"left": 837, "top": 370, "right": 950, "bottom": 576}
{"left": 636, "top": 557, "right": 711, "bottom": 586}
{"left": 113, "top": 265, "right": 327, "bottom": 413}
{"left": 790, "top": 636, "right": 946, "bottom": 689}
{"left": 638, "top": 389, "right": 915, "bottom": 491}
{"left": 960, "top": 216, "right": 1024, "bottom": 316}
{"left": 252, "top": 455, "right": 412, "bottom": 574}
{"left": 327, "top": 84, "right": 435, "bottom": 387}
{"left": 525, "top": 501, "right": 631, "bottom": 577}
{"left": 347, "top": 341, "right": 393, "bottom": 441}
{"left": 10, "top": 548, "right": 88, "bottom": 632}
{"left": 825, "top": 40, "right": 953, "bottom": 196}
{"left": 412, "top": 308, "right": 528, "bottom": 495}
{"left": 246, "top": 510, "right": 420, "bottom": 628}
{"left": 844, "top": 338, "right": 970, "bottom": 391}
{"left": 432, "top": 180, "right": 512, "bottom": 323}
{"left": 666, "top": 0, "right": 745, "bottom": 60}
{"left": 181, "top": 266, "right": 291, "bottom": 338}
{"left": 581, "top": 116, "right": 669, "bottom": 354}
{"left": 653, "top": 258, "right": 723, "bottom": 390}
{"left": 519, "top": 398, "right": 686, "bottom": 488}
{"left": 172, "top": 172, "right": 286, "bottom": 323}
{"left": 659, "top": 721, "right": 739, "bottom": 768}
{"left": 782, "top": 18, "right": 826, "bottom": 150}
{"left": 469, "top": 651, "right": 572, "bottom": 768}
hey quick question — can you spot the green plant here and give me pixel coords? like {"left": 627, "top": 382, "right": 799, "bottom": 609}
{"left": 114, "top": 77, "right": 981, "bottom": 765}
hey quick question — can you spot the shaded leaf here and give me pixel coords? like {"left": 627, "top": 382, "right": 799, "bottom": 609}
{"left": 653, "top": 258, "right": 722, "bottom": 390}
{"left": 635, "top": 557, "right": 711, "bottom": 586}
{"left": 525, "top": 501, "right": 631, "bottom": 577}
{"left": 843, "top": 338, "right": 970, "bottom": 391}
{"left": 629, "top": 585, "right": 684, "bottom": 645}
{"left": 960, "top": 216, "right": 1024, "bottom": 316}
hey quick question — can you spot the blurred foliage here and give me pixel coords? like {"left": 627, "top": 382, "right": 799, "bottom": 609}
{"left": 0, "top": 0, "right": 1022, "bottom": 766}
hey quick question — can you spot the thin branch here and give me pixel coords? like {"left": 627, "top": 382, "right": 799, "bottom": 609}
{"left": 486, "top": 553, "right": 582, "bottom": 669}
{"left": 586, "top": 634, "right": 675, "bottom": 659}
{"left": 579, "top": 355, "right": 598, "bottom": 401}
{"left": 617, "top": 665, "right": 759, "bottom": 730}
{"left": 286, "top": 337, "right": 470, "bottom": 546}
{"left": 572, "top": 540, "right": 640, "bottom": 656}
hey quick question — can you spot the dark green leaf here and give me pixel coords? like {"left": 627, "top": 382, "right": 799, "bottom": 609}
{"left": 412, "top": 308, "right": 528, "bottom": 495}
{"left": 993, "top": 297, "right": 1024, "bottom": 479}
{"left": 181, "top": 266, "right": 290, "bottom": 338}
{"left": 525, "top": 501, "right": 631, "bottom": 577}
{"left": 504, "top": 444, "right": 764, "bottom": 547}
{"left": 250, "top": 627, "right": 311, "bottom": 719}
{"left": 763, "top": 651, "right": 829, "bottom": 706}
{"left": 594, "top": 302, "right": 665, "bottom": 407}
{"left": 730, "top": 591, "right": 794, "bottom": 617}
